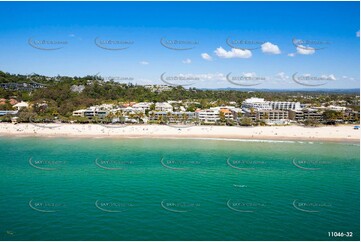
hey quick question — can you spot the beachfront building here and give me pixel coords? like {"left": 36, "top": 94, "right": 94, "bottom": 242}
{"left": 344, "top": 110, "right": 360, "bottom": 122}
{"left": 219, "top": 108, "right": 234, "bottom": 121}
{"left": 84, "top": 109, "right": 108, "bottom": 118}
{"left": 72, "top": 109, "right": 87, "bottom": 117}
{"left": 196, "top": 109, "right": 220, "bottom": 123}
{"left": 230, "top": 108, "right": 245, "bottom": 122}
{"left": 241, "top": 98, "right": 291, "bottom": 124}
{"left": 288, "top": 110, "right": 304, "bottom": 121}
{"left": 257, "top": 110, "right": 289, "bottom": 124}
{"left": 289, "top": 108, "right": 322, "bottom": 122}
{"left": 72, "top": 107, "right": 108, "bottom": 118}
{"left": 132, "top": 102, "right": 152, "bottom": 112}
{"left": 302, "top": 108, "right": 322, "bottom": 121}
{"left": 155, "top": 102, "right": 173, "bottom": 112}
{"left": 148, "top": 111, "right": 195, "bottom": 123}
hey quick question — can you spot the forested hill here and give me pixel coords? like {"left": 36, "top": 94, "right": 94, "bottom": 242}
{"left": 0, "top": 70, "right": 359, "bottom": 117}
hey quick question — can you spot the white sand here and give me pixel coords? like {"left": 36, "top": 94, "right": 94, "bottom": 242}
{"left": 0, "top": 123, "right": 359, "bottom": 142}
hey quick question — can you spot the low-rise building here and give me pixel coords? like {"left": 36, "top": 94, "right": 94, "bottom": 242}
{"left": 257, "top": 110, "right": 289, "bottom": 121}
{"left": 13, "top": 101, "right": 29, "bottom": 110}
{"left": 133, "top": 102, "right": 152, "bottom": 112}
{"left": 219, "top": 107, "right": 234, "bottom": 121}
{"left": 72, "top": 109, "right": 87, "bottom": 117}
{"left": 196, "top": 109, "right": 220, "bottom": 123}
{"left": 289, "top": 108, "right": 322, "bottom": 122}
{"left": 148, "top": 111, "right": 195, "bottom": 123}
{"left": 288, "top": 110, "right": 304, "bottom": 121}
{"left": 303, "top": 108, "right": 322, "bottom": 121}
{"left": 155, "top": 102, "right": 173, "bottom": 112}
{"left": 230, "top": 108, "right": 245, "bottom": 122}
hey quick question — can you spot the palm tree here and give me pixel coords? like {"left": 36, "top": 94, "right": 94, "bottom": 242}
{"left": 157, "top": 115, "right": 164, "bottom": 124}
{"left": 166, "top": 112, "right": 172, "bottom": 124}
{"left": 182, "top": 112, "right": 188, "bottom": 124}
{"left": 137, "top": 112, "right": 145, "bottom": 123}
{"left": 105, "top": 112, "right": 115, "bottom": 123}
{"left": 149, "top": 112, "right": 155, "bottom": 123}
{"left": 129, "top": 113, "right": 136, "bottom": 123}
{"left": 263, "top": 112, "right": 269, "bottom": 121}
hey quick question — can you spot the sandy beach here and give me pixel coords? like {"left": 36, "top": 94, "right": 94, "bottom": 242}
{"left": 0, "top": 123, "right": 359, "bottom": 142}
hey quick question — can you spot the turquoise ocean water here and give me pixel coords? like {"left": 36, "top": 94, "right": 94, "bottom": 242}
{"left": 0, "top": 137, "right": 359, "bottom": 241}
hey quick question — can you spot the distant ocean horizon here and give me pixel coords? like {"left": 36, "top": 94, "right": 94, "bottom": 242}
{"left": 0, "top": 137, "right": 359, "bottom": 241}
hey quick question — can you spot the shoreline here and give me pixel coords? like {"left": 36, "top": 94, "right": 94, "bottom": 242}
{"left": 0, "top": 123, "right": 359, "bottom": 143}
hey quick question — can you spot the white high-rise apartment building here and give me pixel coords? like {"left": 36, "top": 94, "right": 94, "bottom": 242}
{"left": 241, "top": 98, "right": 272, "bottom": 111}
{"left": 269, "top": 101, "right": 301, "bottom": 110}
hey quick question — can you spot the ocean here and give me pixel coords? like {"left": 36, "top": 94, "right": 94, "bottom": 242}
{"left": 0, "top": 137, "right": 359, "bottom": 241}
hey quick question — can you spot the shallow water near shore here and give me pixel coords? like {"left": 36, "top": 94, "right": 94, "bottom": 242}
{"left": 0, "top": 137, "right": 359, "bottom": 240}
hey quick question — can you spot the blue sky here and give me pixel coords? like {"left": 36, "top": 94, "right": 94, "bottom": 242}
{"left": 0, "top": 1, "right": 359, "bottom": 89}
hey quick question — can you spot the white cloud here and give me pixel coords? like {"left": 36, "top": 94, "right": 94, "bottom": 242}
{"left": 288, "top": 53, "right": 295, "bottom": 57}
{"left": 243, "top": 72, "right": 257, "bottom": 78}
{"left": 320, "top": 74, "right": 336, "bottom": 81}
{"left": 341, "top": 75, "right": 356, "bottom": 81}
{"left": 182, "top": 58, "right": 192, "bottom": 64}
{"left": 139, "top": 61, "right": 149, "bottom": 65}
{"left": 261, "top": 42, "right": 281, "bottom": 54}
{"left": 214, "top": 47, "right": 252, "bottom": 59}
{"left": 357, "top": 30, "right": 360, "bottom": 37}
{"left": 275, "top": 72, "right": 289, "bottom": 80}
{"left": 296, "top": 45, "right": 315, "bottom": 55}
{"left": 201, "top": 53, "right": 212, "bottom": 61}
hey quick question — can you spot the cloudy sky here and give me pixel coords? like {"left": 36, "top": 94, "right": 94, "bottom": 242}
{"left": 0, "top": 1, "right": 359, "bottom": 89}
